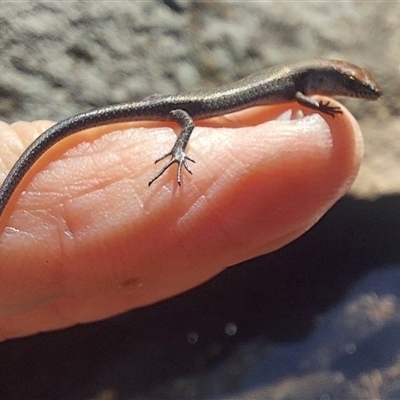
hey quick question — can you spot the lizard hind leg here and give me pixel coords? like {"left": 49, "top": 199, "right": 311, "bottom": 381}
{"left": 148, "top": 109, "right": 196, "bottom": 186}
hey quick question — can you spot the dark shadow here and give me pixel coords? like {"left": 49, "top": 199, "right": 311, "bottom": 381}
{"left": 1, "top": 194, "right": 400, "bottom": 399}
{"left": 161, "top": 0, "right": 185, "bottom": 14}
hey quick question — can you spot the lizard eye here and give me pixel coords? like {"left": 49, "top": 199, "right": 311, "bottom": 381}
{"left": 344, "top": 75, "right": 359, "bottom": 89}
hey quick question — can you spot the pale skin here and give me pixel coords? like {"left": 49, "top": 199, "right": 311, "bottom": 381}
{"left": 0, "top": 98, "right": 363, "bottom": 341}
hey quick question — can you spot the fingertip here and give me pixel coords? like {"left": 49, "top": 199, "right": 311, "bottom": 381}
{"left": 178, "top": 101, "right": 363, "bottom": 260}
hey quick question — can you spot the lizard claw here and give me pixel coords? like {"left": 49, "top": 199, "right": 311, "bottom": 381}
{"left": 318, "top": 100, "right": 343, "bottom": 117}
{"left": 148, "top": 151, "right": 196, "bottom": 186}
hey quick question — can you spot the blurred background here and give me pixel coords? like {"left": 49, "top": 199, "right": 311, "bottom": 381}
{"left": 0, "top": 2, "right": 399, "bottom": 399}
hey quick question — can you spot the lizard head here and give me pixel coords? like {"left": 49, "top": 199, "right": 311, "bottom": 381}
{"left": 302, "top": 60, "right": 382, "bottom": 100}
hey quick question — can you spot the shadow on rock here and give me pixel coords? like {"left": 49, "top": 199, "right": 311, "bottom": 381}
{"left": 1, "top": 194, "right": 400, "bottom": 399}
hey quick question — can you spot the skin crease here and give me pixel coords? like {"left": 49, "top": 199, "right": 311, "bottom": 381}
{"left": 0, "top": 97, "right": 363, "bottom": 341}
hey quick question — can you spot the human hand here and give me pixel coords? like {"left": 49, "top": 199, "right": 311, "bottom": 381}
{"left": 0, "top": 98, "right": 362, "bottom": 341}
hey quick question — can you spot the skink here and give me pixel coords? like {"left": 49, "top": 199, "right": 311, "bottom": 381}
{"left": 0, "top": 59, "right": 381, "bottom": 218}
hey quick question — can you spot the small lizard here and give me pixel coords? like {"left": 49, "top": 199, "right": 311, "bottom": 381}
{"left": 0, "top": 59, "right": 381, "bottom": 218}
